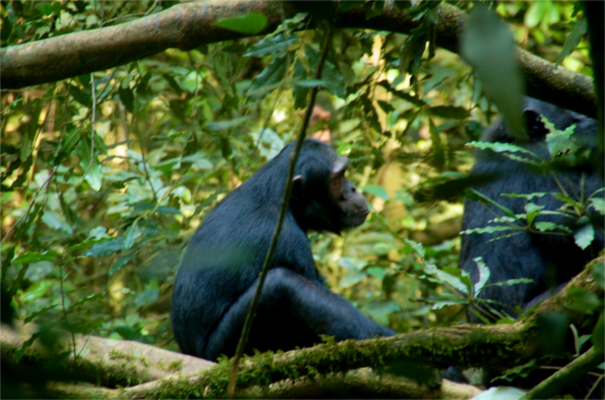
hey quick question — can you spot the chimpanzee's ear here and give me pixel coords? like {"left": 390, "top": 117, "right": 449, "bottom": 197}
{"left": 522, "top": 109, "right": 549, "bottom": 140}
{"left": 291, "top": 175, "right": 304, "bottom": 199}
{"left": 328, "top": 157, "right": 350, "bottom": 200}
{"left": 331, "top": 157, "right": 349, "bottom": 178}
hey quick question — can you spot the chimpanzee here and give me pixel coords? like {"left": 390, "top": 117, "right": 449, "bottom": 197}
{"left": 171, "top": 139, "right": 395, "bottom": 361}
{"left": 459, "top": 98, "right": 604, "bottom": 321}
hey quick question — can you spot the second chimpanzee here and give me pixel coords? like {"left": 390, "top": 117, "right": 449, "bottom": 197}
{"left": 171, "top": 139, "right": 395, "bottom": 361}
{"left": 459, "top": 98, "right": 604, "bottom": 321}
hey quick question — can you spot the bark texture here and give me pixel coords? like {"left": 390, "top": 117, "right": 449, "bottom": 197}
{"left": 1, "top": 1, "right": 596, "bottom": 117}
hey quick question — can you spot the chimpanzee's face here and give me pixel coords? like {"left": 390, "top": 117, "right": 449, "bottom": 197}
{"left": 327, "top": 156, "right": 370, "bottom": 229}
{"left": 290, "top": 140, "right": 370, "bottom": 234}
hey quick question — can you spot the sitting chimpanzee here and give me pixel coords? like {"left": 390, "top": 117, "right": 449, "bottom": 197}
{"left": 171, "top": 139, "right": 395, "bottom": 361}
{"left": 459, "top": 98, "right": 604, "bottom": 322}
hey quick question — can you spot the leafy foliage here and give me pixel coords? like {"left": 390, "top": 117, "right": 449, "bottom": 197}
{"left": 0, "top": 2, "right": 599, "bottom": 390}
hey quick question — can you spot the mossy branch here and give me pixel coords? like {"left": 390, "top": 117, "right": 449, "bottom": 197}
{"left": 2, "top": 258, "right": 602, "bottom": 399}
{"left": 521, "top": 346, "right": 605, "bottom": 400}
{"left": 1, "top": 1, "right": 595, "bottom": 117}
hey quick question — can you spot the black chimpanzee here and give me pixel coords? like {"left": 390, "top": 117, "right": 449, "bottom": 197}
{"left": 459, "top": 98, "right": 604, "bottom": 321}
{"left": 171, "top": 139, "right": 395, "bottom": 361}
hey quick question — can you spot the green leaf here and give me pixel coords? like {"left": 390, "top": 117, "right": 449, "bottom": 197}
{"left": 67, "top": 237, "right": 109, "bottom": 254}
{"left": 533, "top": 222, "right": 561, "bottom": 232}
{"left": 306, "top": 45, "right": 345, "bottom": 98}
{"left": 157, "top": 206, "right": 181, "bottom": 215}
{"left": 502, "top": 192, "right": 548, "bottom": 200}
{"left": 162, "top": 73, "right": 183, "bottom": 95}
{"left": 24, "top": 305, "right": 58, "bottom": 324}
{"left": 437, "top": 269, "right": 470, "bottom": 295}
{"left": 429, "top": 121, "right": 445, "bottom": 171}
{"left": 546, "top": 122, "right": 579, "bottom": 158}
{"left": 466, "top": 189, "right": 516, "bottom": 218}
{"left": 473, "top": 257, "right": 491, "bottom": 296}
{"left": 70, "top": 293, "right": 104, "bottom": 309}
{"left": 118, "top": 87, "right": 135, "bottom": 113}
{"left": 400, "top": 35, "right": 426, "bottom": 76}
{"left": 574, "top": 223, "right": 595, "bottom": 250}
{"left": 404, "top": 238, "right": 425, "bottom": 258}
{"left": 245, "top": 34, "right": 299, "bottom": 57}
{"left": 292, "top": 59, "right": 308, "bottom": 109}
{"left": 486, "top": 278, "right": 533, "bottom": 288}
{"left": 293, "top": 79, "right": 327, "bottom": 88}
{"left": 338, "top": 257, "right": 367, "bottom": 272}
{"left": 1, "top": 13, "right": 12, "bottom": 41}
{"left": 362, "top": 300, "right": 400, "bottom": 326}
{"left": 248, "top": 56, "right": 287, "bottom": 97}
{"left": 205, "top": 116, "right": 251, "bottom": 132}
{"left": 339, "top": 272, "right": 365, "bottom": 289}
{"left": 123, "top": 223, "right": 141, "bottom": 251}
{"left": 524, "top": 1, "right": 546, "bottom": 28}
{"left": 55, "top": 128, "right": 81, "bottom": 164}
{"left": 84, "top": 160, "right": 103, "bottom": 191}
{"left": 589, "top": 197, "right": 605, "bottom": 214}
{"left": 432, "top": 300, "right": 466, "bottom": 310}
{"left": 135, "top": 280, "right": 160, "bottom": 309}
{"left": 42, "top": 211, "right": 73, "bottom": 234}
{"left": 13, "top": 252, "right": 58, "bottom": 265}
{"left": 426, "top": 106, "right": 469, "bottom": 119}
{"left": 85, "top": 237, "right": 124, "bottom": 257}
{"left": 462, "top": 5, "right": 525, "bottom": 140}
{"left": 593, "top": 312, "right": 604, "bottom": 352}
{"left": 110, "top": 254, "right": 133, "bottom": 277}
{"left": 367, "top": 266, "right": 387, "bottom": 280}
{"left": 424, "top": 263, "right": 470, "bottom": 295}
{"left": 565, "top": 288, "right": 601, "bottom": 314}
{"left": 467, "top": 141, "right": 537, "bottom": 156}
{"left": 78, "top": 135, "right": 103, "bottom": 191}
{"left": 377, "top": 81, "right": 426, "bottom": 107}
{"left": 212, "top": 12, "right": 268, "bottom": 35}
{"left": 593, "top": 262, "right": 604, "bottom": 289}
{"left": 69, "top": 84, "right": 92, "bottom": 108}
{"left": 497, "top": 359, "right": 538, "bottom": 382}
{"left": 377, "top": 100, "right": 395, "bottom": 114}
{"left": 363, "top": 185, "right": 388, "bottom": 200}
{"left": 21, "top": 280, "right": 54, "bottom": 301}
{"left": 525, "top": 203, "right": 544, "bottom": 226}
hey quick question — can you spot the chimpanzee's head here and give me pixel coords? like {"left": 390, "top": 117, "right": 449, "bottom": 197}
{"left": 484, "top": 98, "right": 585, "bottom": 144}
{"left": 289, "top": 139, "right": 369, "bottom": 234}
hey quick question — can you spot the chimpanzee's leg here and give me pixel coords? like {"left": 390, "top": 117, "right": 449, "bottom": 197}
{"left": 204, "top": 267, "right": 395, "bottom": 361}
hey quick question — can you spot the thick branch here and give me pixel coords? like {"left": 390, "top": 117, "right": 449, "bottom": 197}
{"left": 0, "top": 325, "right": 214, "bottom": 386}
{"left": 237, "top": 369, "right": 481, "bottom": 399}
{"left": 521, "top": 346, "right": 605, "bottom": 400}
{"left": 1, "top": 1, "right": 596, "bottom": 117}
{"left": 2, "top": 258, "right": 602, "bottom": 399}
{"left": 123, "top": 324, "right": 525, "bottom": 399}
{"left": 120, "top": 258, "right": 605, "bottom": 398}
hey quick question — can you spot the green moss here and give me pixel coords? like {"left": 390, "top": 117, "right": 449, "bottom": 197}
{"left": 165, "top": 360, "right": 183, "bottom": 372}
{"left": 109, "top": 350, "right": 135, "bottom": 361}
{"left": 108, "top": 349, "right": 150, "bottom": 369}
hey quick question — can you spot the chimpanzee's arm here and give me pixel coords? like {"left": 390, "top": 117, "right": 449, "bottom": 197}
{"left": 204, "top": 267, "right": 395, "bottom": 361}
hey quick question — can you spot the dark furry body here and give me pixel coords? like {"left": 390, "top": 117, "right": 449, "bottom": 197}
{"left": 171, "top": 139, "right": 394, "bottom": 361}
{"left": 459, "top": 98, "right": 604, "bottom": 319}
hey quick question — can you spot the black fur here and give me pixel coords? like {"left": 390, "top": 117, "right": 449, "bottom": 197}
{"left": 460, "top": 98, "right": 604, "bottom": 321}
{"left": 171, "top": 139, "right": 394, "bottom": 361}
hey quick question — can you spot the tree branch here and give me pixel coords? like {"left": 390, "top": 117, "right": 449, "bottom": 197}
{"left": 521, "top": 346, "right": 604, "bottom": 400}
{"left": 2, "top": 258, "right": 601, "bottom": 399}
{"left": 1, "top": 325, "right": 214, "bottom": 387}
{"left": 237, "top": 368, "right": 481, "bottom": 399}
{"left": 1, "top": 1, "right": 596, "bottom": 117}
